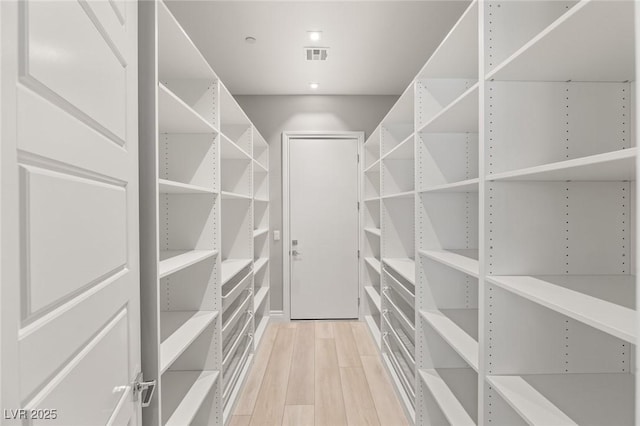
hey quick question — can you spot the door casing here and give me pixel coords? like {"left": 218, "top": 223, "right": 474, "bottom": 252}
{"left": 282, "top": 131, "right": 364, "bottom": 321}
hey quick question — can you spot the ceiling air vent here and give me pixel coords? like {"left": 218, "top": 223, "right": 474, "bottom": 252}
{"left": 305, "top": 47, "right": 328, "bottom": 61}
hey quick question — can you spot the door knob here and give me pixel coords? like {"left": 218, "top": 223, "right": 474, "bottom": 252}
{"left": 292, "top": 250, "right": 301, "bottom": 256}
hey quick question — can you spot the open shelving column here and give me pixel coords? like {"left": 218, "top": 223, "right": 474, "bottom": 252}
{"left": 414, "top": 2, "right": 480, "bottom": 425}
{"left": 481, "top": 1, "right": 636, "bottom": 424}
{"left": 380, "top": 85, "right": 417, "bottom": 422}
{"left": 140, "top": 1, "right": 222, "bottom": 424}
{"left": 252, "top": 130, "right": 270, "bottom": 347}
{"left": 218, "top": 82, "right": 256, "bottom": 423}
{"left": 140, "top": 2, "right": 269, "bottom": 425}
{"left": 363, "top": 127, "right": 382, "bottom": 345}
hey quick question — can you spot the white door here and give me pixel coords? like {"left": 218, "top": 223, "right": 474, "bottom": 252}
{"left": 1, "top": 1, "right": 141, "bottom": 425}
{"left": 289, "top": 137, "right": 360, "bottom": 319}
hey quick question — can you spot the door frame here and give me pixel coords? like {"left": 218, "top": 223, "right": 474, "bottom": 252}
{"left": 282, "top": 131, "right": 364, "bottom": 321}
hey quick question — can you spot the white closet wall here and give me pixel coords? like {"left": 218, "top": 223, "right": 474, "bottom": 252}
{"left": 360, "top": 1, "right": 637, "bottom": 424}
{"left": 139, "top": 2, "right": 269, "bottom": 424}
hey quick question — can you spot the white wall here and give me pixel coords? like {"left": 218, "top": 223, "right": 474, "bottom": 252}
{"left": 235, "top": 95, "right": 398, "bottom": 312}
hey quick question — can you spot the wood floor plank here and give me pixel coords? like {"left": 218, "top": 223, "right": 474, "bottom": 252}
{"left": 234, "top": 322, "right": 279, "bottom": 415}
{"left": 240, "top": 321, "right": 408, "bottom": 426}
{"left": 315, "top": 321, "right": 334, "bottom": 338}
{"left": 315, "top": 338, "right": 347, "bottom": 426}
{"left": 333, "top": 322, "right": 362, "bottom": 367}
{"left": 280, "top": 322, "right": 298, "bottom": 329}
{"left": 286, "top": 322, "right": 315, "bottom": 405}
{"left": 282, "top": 405, "right": 314, "bottom": 426}
{"left": 249, "top": 328, "right": 297, "bottom": 425}
{"left": 351, "top": 321, "right": 379, "bottom": 356}
{"left": 361, "top": 355, "right": 409, "bottom": 426}
{"left": 340, "top": 367, "right": 381, "bottom": 426}
{"left": 228, "top": 415, "right": 251, "bottom": 426}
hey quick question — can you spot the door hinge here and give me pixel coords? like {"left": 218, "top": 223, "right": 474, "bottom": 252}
{"left": 133, "top": 372, "right": 156, "bottom": 408}
{"left": 357, "top": 153, "right": 360, "bottom": 163}
{"left": 357, "top": 201, "right": 360, "bottom": 210}
{"left": 357, "top": 250, "right": 360, "bottom": 258}
{"left": 358, "top": 297, "right": 361, "bottom": 307}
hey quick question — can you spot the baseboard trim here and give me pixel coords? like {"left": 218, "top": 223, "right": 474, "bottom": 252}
{"left": 269, "top": 310, "right": 287, "bottom": 322}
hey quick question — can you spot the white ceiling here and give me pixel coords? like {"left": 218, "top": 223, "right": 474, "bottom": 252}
{"left": 166, "top": 1, "right": 470, "bottom": 95}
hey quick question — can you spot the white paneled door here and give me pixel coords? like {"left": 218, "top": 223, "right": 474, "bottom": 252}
{"left": 289, "top": 137, "right": 360, "bottom": 319}
{"left": 1, "top": 1, "right": 141, "bottom": 425}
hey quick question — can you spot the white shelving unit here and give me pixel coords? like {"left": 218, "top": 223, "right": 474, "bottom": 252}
{"left": 252, "top": 128, "right": 270, "bottom": 349}
{"left": 360, "top": 1, "right": 637, "bottom": 424}
{"left": 362, "top": 127, "right": 383, "bottom": 348}
{"left": 481, "top": 2, "right": 636, "bottom": 425}
{"left": 384, "top": 84, "right": 418, "bottom": 425}
{"left": 140, "top": 2, "right": 269, "bottom": 424}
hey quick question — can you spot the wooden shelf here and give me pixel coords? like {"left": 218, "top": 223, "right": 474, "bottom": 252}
{"left": 486, "top": 0, "right": 634, "bottom": 82}
{"left": 417, "top": 84, "right": 478, "bottom": 134}
{"left": 160, "top": 310, "right": 218, "bottom": 373}
{"left": 383, "top": 134, "right": 414, "bottom": 160}
{"left": 364, "top": 286, "right": 381, "bottom": 311}
{"left": 253, "top": 159, "right": 268, "bottom": 172}
{"left": 364, "top": 315, "right": 381, "bottom": 347}
{"left": 158, "top": 83, "right": 217, "bottom": 134}
{"left": 364, "top": 227, "right": 381, "bottom": 237}
{"left": 159, "top": 250, "right": 218, "bottom": 279}
{"left": 364, "top": 159, "right": 381, "bottom": 173}
{"left": 221, "top": 259, "right": 253, "bottom": 285}
{"left": 381, "top": 191, "right": 414, "bottom": 200}
{"left": 157, "top": 1, "right": 216, "bottom": 80}
{"left": 220, "top": 83, "right": 252, "bottom": 127}
{"left": 487, "top": 373, "right": 634, "bottom": 426}
{"left": 253, "top": 228, "right": 269, "bottom": 238}
{"left": 254, "top": 197, "right": 269, "bottom": 203}
{"left": 221, "top": 133, "right": 252, "bottom": 160}
{"left": 163, "top": 370, "right": 220, "bottom": 426}
{"left": 384, "top": 258, "right": 415, "bottom": 285}
{"left": 487, "top": 275, "right": 635, "bottom": 343}
{"left": 221, "top": 191, "right": 252, "bottom": 200}
{"left": 364, "top": 196, "right": 381, "bottom": 203}
{"left": 418, "top": 369, "right": 475, "bottom": 426}
{"left": 364, "top": 257, "right": 381, "bottom": 273}
{"left": 254, "top": 314, "right": 269, "bottom": 347}
{"left": 254, "top": 257, "right": 268, "bottom": 275}
{"left": 420, "top": 178, "right": 479, "bottom": 194}
{"left": 420, "top": 310, "right": 478, "bottom": 371}
{"left": 381, "top": 85, "right": 415, "bottom": 130}
{"left": 254, "top": 286, "right": 269, "bottom": 310}
{"left": 417, "top": 1, "right": 478, "bottom": 79}
{"left": 158, "top": 179, "right": 216, "bottom": 195}
{"left": 418, "top": 249, "right": 479, "bottom": 278}
{"left": 487, "top": 148, "right": 636, "bottom": 182}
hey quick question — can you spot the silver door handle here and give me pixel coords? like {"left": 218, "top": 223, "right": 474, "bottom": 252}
{"left": 292, "top": 250, "right": 302, "bottom": 256}
{"left": 133, "top": 373, "right": 156, "bottom": 408}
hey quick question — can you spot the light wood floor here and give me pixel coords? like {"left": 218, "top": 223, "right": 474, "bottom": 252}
{"left": 230, "top": 321, "right": 410, "bottom": 426}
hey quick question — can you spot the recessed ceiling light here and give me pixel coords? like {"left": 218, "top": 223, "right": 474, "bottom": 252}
{"left": 308, "top": 31, "right": 322, "bottom": 42}
{"left": 309, "top": 82, "right": 319, "bottom": 90}
{"left": 245, "top": 36, "right": 256, "bottom": 44}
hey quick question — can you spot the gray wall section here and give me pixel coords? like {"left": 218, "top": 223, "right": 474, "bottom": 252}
{"left": 235, "top": 95, "right": 398, "bottom": 312}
